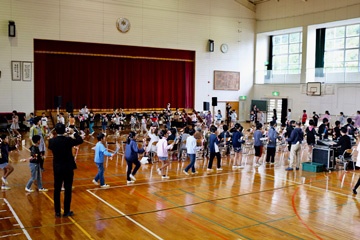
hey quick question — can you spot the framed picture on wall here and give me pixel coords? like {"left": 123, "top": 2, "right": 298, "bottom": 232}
{"left": 214, "top": 70, "right": 240, "bottom": 90}
{"left": 11, "top": 61, "right": 21, "bottom": 81}
{"left": 22, "top": 61, "right": 32, "bottom": 81}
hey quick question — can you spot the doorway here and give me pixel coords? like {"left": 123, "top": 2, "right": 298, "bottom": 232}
{"left": 226, "top": 102, "right": 239, "bottom": 120}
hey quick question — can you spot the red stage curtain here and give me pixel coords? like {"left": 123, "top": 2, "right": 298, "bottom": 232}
{"left": 34, "top": 39, "right": 195, "bottom": 110}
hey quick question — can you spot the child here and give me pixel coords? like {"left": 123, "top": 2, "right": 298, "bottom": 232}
{"left": 151, "top": 112, "right": 159, "bottom": 127}
{"left": 140, "top": 116, "right": 147, "bottom": 135}
{"left": 219, "top": 125, "right": 231, "bottom": 155}
{"left": 338, "top": 112, "right": 346, "bottom": 126}
{"left": 216, "top": 110, "right": 222, "bottom": 126}
{"left": 101, "top": 113, "right": 108, "bottom": 135}
{"left": 69, "top": 113, "right": 76, "bottom": 129}
{"left": 25, "top": 135, "right": 48, "bottom": 192}
{"left": 78, "top": 113, "right": 85, "bottom": 135}
{"left": 57, "top": 112, "right": 65, "bottom": 124}
{"left": 156, "top": 130, "right": 174, "bottom": 179}
{"left": 231, "top": 123, "right": 245, "bottom": 169}
{"left": 41, "top": 112, "right": 48, "bottom": 133}
{"left": 302, "top": 110, "right": 307, "bottom": 125}
{"left": 28, "top": 112, "right": 35, "bottom": 127}
{"left": 333, "top": 120, "right": 341, "bottom": 141}
{"left": 10, "top": 110, "right": 20, "bottom": 137}
{"left": 306, "top": 119, "right": 317, "bottom": 160}
{"left": 352, "top": 136, "right": 360, "bottom": 194}
{"left": 130, "top": 115, "right": 136, "bottom": 131}
{"left": 253, "top": 123, "right": 263, "bottom": 168}
{"left": 207, "top": 125, "right": 222, "bottom": 172}
{"left": 250, "top": 111, "right": 255, "bottom": 126}
{"left": 312, "top": 111, "right": 319, "bottom": 126}
{"left": 93, "top": 133, "right": 119, "bottom": 188}
{"left": 89, "top": 111, "right": 95, "bottom": 136}
{"left": 183, "top": 129, "right": 198, "bottom": 175}
{"left": 125, "top": 132, "right": 146, "bottom": 184}
{"left": 113, "top": 113, "right": 121, "bottom": 133}
{"left": 0, "top": 135, "right": 16, "bottom": 190}
{"left": 205, "top": 111, "right": 212, "bottom": 128}
{"left": 29, "top": 117, "right": 46, "bottom": 164}
{"left": 266, "top": 121, "right": 278, "bottom": 165}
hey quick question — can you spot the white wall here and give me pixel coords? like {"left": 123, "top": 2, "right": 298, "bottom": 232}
{"left": 0, "top": 0, "right": 256, "bottom": 114}
{"left": 253, "top": 0, "right": 360, "bottom": 121}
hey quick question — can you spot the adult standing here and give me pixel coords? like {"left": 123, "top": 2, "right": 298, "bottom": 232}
{"left": 80, "top": 105, "right": 89, "bottom": 132}
{"left": 48, "top": 123, "right": 83, "bottom": 217}
{"left": 226, "top": 103, "right": 232, "bottom": 126}
{"left": 286, "top": 122, "right": 304, "bottom": 171}
{"left": 252, "top": 105, "right": 258, "bottom": 123}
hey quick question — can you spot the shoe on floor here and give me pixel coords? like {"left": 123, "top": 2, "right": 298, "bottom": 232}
{"left": 162, "top": 175, "right": 170, "bottom": 179}
{"left": 92, "top": 179, "right": 99, "bottom": 185}
{"left": 296, "top": 167, "right": 300, "bottom": 170}
{"left": 270, "top": 163, "right": 275, "bottom": 165}
{"left": 191, "top": 171, "right": 198, "bottom": 175}
{"left": 63, "top": 211, "right": 74, "bottom": 217}
{"left": 127, "top": 180, "right": 135, "bottom": 184}
{"left": 285, "top": 167, "right": 294, "bottom": 171}
{"left": 232, "top": 165, "right": 238, "bottom": 170}
{"left": 100, "top": 184, "right": 110, "bottom": 188}
{"left": 238, "top": 166, "right": 245, "bottom": 169}
{"left": 61, "top": 187, "right": 65, "bottom": 191}
{"left": 207, "top": 168, "right": 213, "bottom": 172}
{"left": 216, "top": 168, "right": 223, "bottom": 171}
{"left": 39, "top": 188, "right": 48, "bottom": 192}
{"left": 55, "top": 212, "right": 61, "bottom": 218}
{"left": 1, "top": 177, "right": 8, "bottom": 185}
{"left": 183, "top": 170, "right": 189, "bottom": 175}
{"left": 157, "top": 168, "right": 162, "bottom": 175}
{"left": 25, "top": 187, "right": 34, "bottom": 193}
{"left": 1, "top": 186, "right": 11, "bottom": 190}
{"left": 130, "top": 174, "right": 136, "bottom": 181}
{"left": 353, "top": 189, "right": 358, "bottom": 195}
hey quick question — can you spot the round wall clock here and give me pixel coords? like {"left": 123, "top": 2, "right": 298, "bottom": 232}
{"left": 220, "top": 44, "right": 228, "bottom": 53}
{"left": 116, "top": 18, "right": 130, "bottom": 33}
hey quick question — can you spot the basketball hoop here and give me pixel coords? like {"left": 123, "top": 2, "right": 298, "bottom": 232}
{"left": 307, "top": 91, "right": 316, "bottom": 96}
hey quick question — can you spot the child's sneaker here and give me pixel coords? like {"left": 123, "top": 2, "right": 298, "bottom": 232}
{"left": 157, "top": 168, "right": 162, "bottom": 175}
{"left": 92, "top": 179, "right": 99, "bottom": 185}
{"left": 127, "top": 180, "right": 135, "bottom": 184}
{"left": 183, "top": 170, "right": 189, "bottom": 175}
{"left": 100, "top": 184, "right": 110, "bottom": 188}
{"left": 39, "top": 188, "right": 48, "bottom": 192}
{"left": 1, "top": 186, "right": 11, "bottom": 190}
{"left": 130, "top": 174, "right": 136, "bottom": 181}
{"left": 162, "top": 175, "right": 170, "bottom": 179}
{"left": 191, "top": 171, "right": 199, "bottom": 175}
{"left": 1, "top": 177, "right": 8, "bottom": 185}
{"left": 25, "top": 187, "right": 34, "bottom": 193}
{"left": 216, "top": 168, "right": 223, "bottom": 171}
{"left": 61, "top": 187, "right": 65, "bottom": 191}
{"left": 238, "top": 166, "right": 245, "bottom": 169}
{"left": 232, "top": 165, "right": 238, "bottom": 170}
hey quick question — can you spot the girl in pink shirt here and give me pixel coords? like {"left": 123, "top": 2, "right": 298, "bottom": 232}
{"left": 156, "top": 130, "right": 174, "bottom": 179}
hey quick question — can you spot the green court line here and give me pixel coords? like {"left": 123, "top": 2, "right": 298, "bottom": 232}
{"left": 153, "top": 192, "right": 251, "bottom": 240}
{"left": 179, "top": 188, "right": 304, "bottom": 240}
{"left": 231, "top": 200, "right": 356, "bottom": 231}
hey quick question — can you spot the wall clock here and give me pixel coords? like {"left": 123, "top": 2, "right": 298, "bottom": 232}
{"left": 116, "top": 18, "right": 130, "bottom": 33}
{"left": 220, "top": 44, "right": 228, "bottom": 53}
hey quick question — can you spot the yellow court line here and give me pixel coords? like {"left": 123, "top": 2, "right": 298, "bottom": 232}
{"left": 42, "top": 192, "right": 95, "bottom": 240}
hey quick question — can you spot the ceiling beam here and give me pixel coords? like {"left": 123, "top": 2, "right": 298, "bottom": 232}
{"left": 234, "top": 0, "right": 256, "bottom": 12}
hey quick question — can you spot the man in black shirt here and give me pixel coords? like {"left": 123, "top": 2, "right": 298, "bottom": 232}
{"left": 48, "top": 124, "right": 83, "bottom": 217}
{"left": 331, "top": 127, "right": 352, "bottom": 158}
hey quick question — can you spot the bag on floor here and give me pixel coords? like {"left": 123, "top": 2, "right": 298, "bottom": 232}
{"left": 140, "top": 157, "right": 149, "bottom": 164}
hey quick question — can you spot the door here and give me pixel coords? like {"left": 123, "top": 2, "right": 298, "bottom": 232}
{"left": 227, "top": 102, "right": 239, "bottom": 120}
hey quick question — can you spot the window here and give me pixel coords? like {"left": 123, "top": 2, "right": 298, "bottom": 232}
{"left": 325, "top": 24, "right": 360, "bottom": 72}
{"left": 272, "top": 32, "right": 302, "bottom": 74}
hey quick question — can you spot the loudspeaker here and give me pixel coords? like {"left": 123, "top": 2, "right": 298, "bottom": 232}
{"left": 203, "top": 102, "right": 210, "bottom": 111}
{"left": 54, "top": 96, "right": 62, "bottom": 108}
{"left": 208, "top": 39, "right": 214, "bottom": 52}
{"left": 212, "top": 97, "right": 217, "bottom": 106}
{"left": 66, "top": 102, "right": 74, "bottom": 113}
{"left": 8, "top": 21, "right": 16, "bottom": 37}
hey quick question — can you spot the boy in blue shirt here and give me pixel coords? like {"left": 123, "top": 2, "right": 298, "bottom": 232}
{"left": 93, "top": 133, "right": 119, "bottom": 188}
{"left": 253, "top": 123, "right": 263, "bottom": 168}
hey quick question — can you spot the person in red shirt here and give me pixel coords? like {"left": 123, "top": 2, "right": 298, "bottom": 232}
{"left": 302, "top": 110, "right": 307, "bottom": 125}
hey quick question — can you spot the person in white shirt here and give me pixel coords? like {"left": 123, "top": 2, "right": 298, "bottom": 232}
{"left": 183, "top": 129, "right": 197, "bottom": 175}
{"left": 287, "top": 109, "right": 292, "bottom": 121}
{"left": 230, "top": 110, "right": 237, "bottom": 127}
{"left": 156, "top": 130, "right": 174, "bottom": 179}
{"left": 57, "top": 113, "right": 65, "bottom": 125}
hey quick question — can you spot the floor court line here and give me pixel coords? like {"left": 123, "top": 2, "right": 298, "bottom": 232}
{"left": 86, "top": 190, "right": 163, "bottom": 240}
{"left": 2, "top": 198, "right": 31, "bottom": 240}
{"left": 42, "top": 192, "right": 95, "bottom": 240}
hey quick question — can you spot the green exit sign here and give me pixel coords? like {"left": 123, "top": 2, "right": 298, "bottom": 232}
{"left": 272, "top": 92, "right": 279, "bottom": 96}
{"left": 239, "top": 96, "right": 247, "bottom": 100}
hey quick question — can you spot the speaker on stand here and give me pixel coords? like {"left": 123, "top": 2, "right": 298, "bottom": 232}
{"left": 211, "top": 97, "right": 218, "bottom": 124}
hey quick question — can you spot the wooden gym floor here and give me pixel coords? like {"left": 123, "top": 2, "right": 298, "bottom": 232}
{"left": 0, "top": 128, "right": 360, "bottom": 240}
